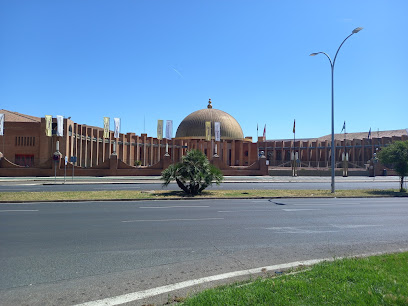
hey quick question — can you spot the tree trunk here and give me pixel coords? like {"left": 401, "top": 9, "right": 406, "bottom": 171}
{"left": 400, "top": 176, "right": 405, "bottom": 192}
{"left": 176, "top": 178, "right": 190, "bottom": 194}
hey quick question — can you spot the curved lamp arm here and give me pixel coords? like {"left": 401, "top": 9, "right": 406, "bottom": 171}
{"left": 310, "top": 52, "right": 333, "bottom": 67}
{"left": 310, "top": 27, "right": 363, "bottom": 68}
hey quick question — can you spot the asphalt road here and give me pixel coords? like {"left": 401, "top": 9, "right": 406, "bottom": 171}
{"left": 1, "top": 198, "right": 408, "bottom": 305}
{"left": 0, "top": 181, "right": 402, "bottom": 192}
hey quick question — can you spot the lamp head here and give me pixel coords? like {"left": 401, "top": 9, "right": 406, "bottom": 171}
{"left": 309, "top": 53, "right": 319, "bottom": 56}
{"left": 352, "top": 27, "right": 363, "bottom": 34}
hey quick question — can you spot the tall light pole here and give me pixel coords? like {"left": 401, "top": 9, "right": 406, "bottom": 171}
{"left": 310, "top": 27, "right": 363, "bottom": 193}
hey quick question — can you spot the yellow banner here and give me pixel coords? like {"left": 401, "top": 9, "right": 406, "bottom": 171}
{"left": 157, "top": 120, "right": 163, "bottom": 140}
{"left": 205, "top": 121, "right": 211, "bottom": 141}
{"left": 103, "top": 117, "right": 110, "bottom": 138}
{"left": 45, "top": 115, "right": 52, "bottom": 137}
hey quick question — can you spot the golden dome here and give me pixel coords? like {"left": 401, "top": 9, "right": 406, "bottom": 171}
{"left": 175, "top": 99, "right": 244, "bottom": 140}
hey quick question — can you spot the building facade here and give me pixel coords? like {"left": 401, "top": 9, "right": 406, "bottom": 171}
{"left": 0, "top": 104, "right": 407, "bottom": 177}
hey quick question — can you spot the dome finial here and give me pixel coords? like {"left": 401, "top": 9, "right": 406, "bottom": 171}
{"left": 207, "top": 98, "right": 212, "bottom": 109}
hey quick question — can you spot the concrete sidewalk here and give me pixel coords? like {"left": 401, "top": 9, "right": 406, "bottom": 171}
{"left": 0, "top": 175, "right": 400, "bottom": 184}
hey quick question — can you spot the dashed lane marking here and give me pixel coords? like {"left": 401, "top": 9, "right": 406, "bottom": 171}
{"left": 0, "top": 209, "right": 39, "bottom": 212}
{"left": 282, "top": 209, "right": 321, "bottom": 211}
{"left": 122, "top": 217, "right": 224, "bottom": 223}
{"left": 139, "top": 205, "right": 209, "bottom": 209}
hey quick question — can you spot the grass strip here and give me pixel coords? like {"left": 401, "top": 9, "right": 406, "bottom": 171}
{"left": 181, "top": 252, "right": 408, "bottom": 305}
{"left": 0, "top": 189, "right": 407, "bottom": 202}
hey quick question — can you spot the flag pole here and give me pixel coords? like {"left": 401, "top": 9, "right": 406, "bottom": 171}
{"left": 1, "top": 114, "right": 4, "bottom": 156}
{"left": 293, "top": 119, "right": 296, "bottom": 176}
{"left": 257, "top": 124, "right": 259, "bottom": 160}
{"left": 294, "top": 123, "right": 296, "bottom": 176}
{"left": 264, "top": 124, "right": 267, "bottom": 160}
{"left": 344, "top": 121, "right": 346, "bottom": 156}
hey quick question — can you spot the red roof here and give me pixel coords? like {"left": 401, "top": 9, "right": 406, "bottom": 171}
{"left": 0, "top": 109, "right": 41, "bottom": 123}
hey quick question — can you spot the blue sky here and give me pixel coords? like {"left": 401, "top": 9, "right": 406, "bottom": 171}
{"left": 1, "top": 0, "right": 407, "bottom": 140}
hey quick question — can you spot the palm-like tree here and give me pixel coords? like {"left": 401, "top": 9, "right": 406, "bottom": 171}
{"left": 161, "top": 149, "right": 223, "bottom": 195}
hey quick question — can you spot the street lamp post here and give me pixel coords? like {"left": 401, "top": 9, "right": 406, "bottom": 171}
{"left": 310, "top": 27, "right": 363, "bottom": 193}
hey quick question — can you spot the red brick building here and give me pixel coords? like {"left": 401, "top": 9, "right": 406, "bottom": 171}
{"left": 0, "top": 103, "right": 407, "bottom": 177}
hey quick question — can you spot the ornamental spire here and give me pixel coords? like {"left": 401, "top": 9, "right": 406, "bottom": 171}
{"left": 207, "top": 98, "right": 212, "bottom": 109}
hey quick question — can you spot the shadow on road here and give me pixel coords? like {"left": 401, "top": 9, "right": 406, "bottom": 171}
{"left": 367, "top": 190, "right": 408, "bottom": 197}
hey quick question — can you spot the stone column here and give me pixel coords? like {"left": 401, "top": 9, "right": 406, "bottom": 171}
{"left": 88, "top": 127, "right": 93, "bottom": 167}
{"left": 119, "top": 133, "right": 125, "bottom": 162}
{"left": 239, "top": 141, "right": 243, "bottom": 166}
{"left": 101, "top": 130, "right": 106, "bottom": 165}
{"left": 231, "top": 140, "right": 236, "bottom": 166}
{"left": 150, "top": 137, "right": 154, "bottom": 166}
{"left": 206, "top": 140, "right": 211, "bottom": 160}
{"left": 223, "top": 140, "right": 228, "bottom": 164}
{"left": 247, "top": 141, "right": 251, "bottom": 166}
{"left": 83, "top": 126, "right": 87, "bottom": 167}
{"left": 141, "top": 134, "right": 147, "bottom": 166}
{"left": 135, "top": 135, "right": 140, "bottom": 164}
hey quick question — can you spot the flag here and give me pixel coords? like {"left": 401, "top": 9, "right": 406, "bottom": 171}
{"left": 166, "top": 120, "right": 173, "bottom": 140}
{"left": 205, "top": 121, "right": 211, "bottom": 141}
{"left": 0, "top": 113, "right": 4, "bottom": 136}
{"left": 214, "top": 122, "right": 221, "bottom": 142}
{"left": 45, "top": 115, "right": 52, "bottom": 136}
{"left": 114, "top": 118, "right": 120, "bottom": 138}
{"left": 257, "top": 123, "right": 258, "bottom": 134}
{"left": 263, "top": 124, "right": 266, "bottom": 142}
{"left": 293, "top": 119, "right": 296, "bottom": 134}
{"left": 341, "top": 121, "right": 346, "bottom": 133}
{"left": 157, "top": 120, "right": 163, "bottom": 140}
{"left": 368, "top": 128, "right": 371, "bottom": 139}
{"left": 56, "top": 115, "right": 63, "bottom": 136}
{"left": 103, "top": 117, "right": 110, "bottom": 138}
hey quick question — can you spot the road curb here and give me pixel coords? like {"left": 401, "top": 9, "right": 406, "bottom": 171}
{"left": 75, "top": 249, "right": 408, "bottom": 306}
{"left": 1, "top": 194, "right": 407, "bottom": 204}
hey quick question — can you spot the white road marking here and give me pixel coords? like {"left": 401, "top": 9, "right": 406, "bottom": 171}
{"left": 122, "top": 217, "right": 224, "bottom": 223}
{"left": 293, "top": 203, "right": 358, "bottom": 206}
{"left": 0, "top": 210, "right": 39, "bottom": 212}
{"left": 0, "top": 203, "right": 41, "bottom": 205}
{"left": 139, "top": 205, "right": 209, "bottom": 209}
{"left": 218, "top": 209, "right": 275, "bottom": 213}
{"left": 94, "top": 186, "right": 141, "bottom": 190}
{"left": 330, "top": 224, "right": 383, "bottom": 229}
{"left": 282, "top": 209, "right": 321, "bottom": 211}
{"left": 74, "top": 258, "right": 327, "bottom": 306}
{"left": 264, "top": 226, "right": 337, "bottom": 234}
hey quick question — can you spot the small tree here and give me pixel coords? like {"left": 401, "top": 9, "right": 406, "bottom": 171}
{"left": 378, "top": 140, "right": 408, "bottom": 192}
{"left": 161, "top": 149, "right": 223, "bottom": 196}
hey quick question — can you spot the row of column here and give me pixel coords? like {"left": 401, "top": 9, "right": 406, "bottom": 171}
{"left": 63, "top": 123, "right": 255, "bottom": 168}
{"left": 260, "top": 136, "right": 406, "bottom": 168}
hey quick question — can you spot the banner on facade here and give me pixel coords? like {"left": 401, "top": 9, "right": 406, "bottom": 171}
{"left": 0, "top": 113, "right": 4, "bottom": 136}
{"left": 166, "top": 120, "right": 173, "bottom": 140}
{"left": 263, "top": 124, "right": 266, "bottom": 142}
{"left": 157, "top": 120, "right": 163, "bottom": 140}
{"left": 205, "top": 121, "right": 211, "bottom": 141}
{"left": 214, "top": 122, "right": 220, "bottom": 142}
{"left": 45, "top": 115, "right": 52, "bottom": 137}
{"left": 103, "top": 117, "right": 110, "bottom": 139}
{"left": 56, "top": 115, "right": 63, "bottom": 136}
{"left": 114, "top": 118, "right": 120, "bottom": 138}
